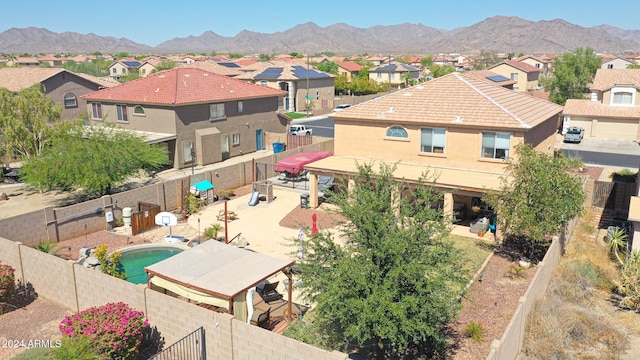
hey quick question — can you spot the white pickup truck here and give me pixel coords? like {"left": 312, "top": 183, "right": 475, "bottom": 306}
{"left": 564, "top": 126, "right": 584, "bottom": 143}
{"left": 289, "top": 125, "right": 312, "bottom": 136}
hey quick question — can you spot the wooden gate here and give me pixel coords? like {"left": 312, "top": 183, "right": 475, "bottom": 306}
{"left": 287, "top": 134, "right": 313, "bottom": 150}
{"left": 592, "top": 181, "right": 636, "bottom": 211}
{"left": 131, "top": 202, "right": 161, "bottom": 236}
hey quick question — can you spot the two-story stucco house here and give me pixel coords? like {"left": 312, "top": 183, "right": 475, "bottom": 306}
{"left": 601, "top": 57, "right": 635, "bottom": 70}
{"left": 335, "top": 61, "right": 364, "bottom": 82}
{"left": 369, "top": 63, "right": 421, "bottom": 88}
{"left": 562, "top": 69, "right": 640, "bottom": 139}
{"left": 488, "top": 60, "right": 541, "bottom": 92}
{"left": 235, "top": 62, "right": 335, "bottom": 113}
{"left": 81, "top": 67, "right": 288, "bottom": 170}
{"left": 303, "top": 72, "right": 563, "bottom": 220}
{"left": 0, "top": 67, "right": 119, "bottom": 120}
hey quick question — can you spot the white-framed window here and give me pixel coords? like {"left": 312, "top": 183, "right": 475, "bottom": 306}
{"left": 182, "top": 141, "right": 193, "bottom": 163}
{"left": 112, "top": 68, "right": 116, "bottom": 74}
{"left": 316, "top": 91, "right": 320, "bottom": 100}
{"left": 237, "top": 101, "right": 243, "bottom": 113}
{"left": 142, "top": 68, "right": 147, "bottom": 74}
{"left": 232, "top": 133, "right": 240, "bottom": 145}
{"left": 510, "top": 73, "right": 518, "bottom": 81}
{"left": 420, "top": 128, "right": 446, "bottom": 153}
{"left": 481, "top": 132, "right": 510, "bottom": 159}
{"left": 377, "top": 72, "right": 382, "bottom": 78}
{"left": 385, "top": 126, "right": 408, "bottom": 138}
{"left": 607, "top": 64, "right": 614, "bottom": 69}
{"left": 116, "top": 104, "right": 128, "bottom": 122}
{"left": 535, "top": 63, "right": 540, "bottom": 68}
{"left": 258, "top": 80, "right": 269, "bottom": 86}
{"left": 133, "top": 105, "right": 145, "bottom": 116}
{"left": 209, "top": 103, "right": 225, "bottom": 120}
{"left": 91, "top": 103, "right": 102, "bottom": 120}
{"left": 63, "top": 92, "right": 77, "bottom": 108}
{"left": 611, "top": 86, "right": 635, "bottom": 106}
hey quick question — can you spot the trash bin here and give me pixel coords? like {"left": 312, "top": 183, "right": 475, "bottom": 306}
{"left": 273, "top": 142, "right": 284, "bottom": 153}
{"left": 300, "top": 194, "right": 309, "bottom": 208}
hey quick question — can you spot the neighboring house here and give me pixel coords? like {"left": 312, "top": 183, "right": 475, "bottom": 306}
{"left": 601, "top": 56, "right": 635, "bottom": 69}
{"left": 0, "top": 67, "right": 119, "bottom": 120}
{"left": 108, "top": 59, "right": 146, "bottom": 80}
{"left": 514, "top": 55, "right": 552, "bottom": 77}
{"left": 335, "top": 61, "right": 364, "bottom": 81}
{"left": 6, "top": 56, "right": 40, "bottom": 67}
{"left": 461, "top": 70, "right": 516, "bottom": 89}
{"left": 37, "top": 55, "right": 72, "bottom": 67}
{"left": 80, "top": 67, "right": 288, "bottom": 170}
{"left": 369, "top": 63, "right": 420, "bottom": 87}
{"left": 562, "top": 69, "right": 640, "bottom": 140}
{"left": 304, "top": 72, "right": 563, "bottom": 214}
{"left": 235, "top": 62, "right": 335, "bottom": 113}
{"left": 488, "top": 60, "right": 541, "bottom": 92}
{"left": 182, "top": 60, "right": 244, "bottom": 78}
{"left": 367, "top": 56, "right": 389, "bottom": 66}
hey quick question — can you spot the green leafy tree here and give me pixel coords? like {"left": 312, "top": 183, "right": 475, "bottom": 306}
{"left": 228, "top": 53, "right": 243, "bottom": 59}
{"left": 63, "top": 59, "right": 110, "bottom": 77}
{"left": 22, "top": 121, "right": 169, "bottom": 195}
{"left": 485, "top": 144, "right": 585, "bottom": 245}
{"left": 0, "top": 85, "right": 62, "bottom": 158}
{"left": 420, "top": 55, "right": 433, "bottom": 68}
{"left": 118, "top": 68, "right": 140, "bottom": 83}
{"left": 154, "top": 60, "right": 176, "bottom": 72}
{"left": 334, "top": 75, "right": 350, "bottom": 95}
{"left": 428, "top": 64, "right": 456, "bottom": 78}
{"left": 316, "top": 61, "right": 338, "bottom": 75}
{"left": 401, "top": 72, "right": 417, "bottom": 87}
{"left": 473, "top": 50, "right": 499, "bottom": 70}
{"left": 294, "top": 164, "right": 467, "bottom": 358}
{"left": 355, "top": 68, "right": 369, "bottom": 80}
{"left": 541, "top": 47, "right": 602, "bottom": 105}
{"left": 115, "top": 52, "right": 129, "bottom": 59}
{"left": 258, "top": 53, "right": 271, "bottom": 62}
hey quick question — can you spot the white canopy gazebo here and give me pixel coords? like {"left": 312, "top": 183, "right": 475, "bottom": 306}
{"left": 145, "top": 240, "right": 295, "bottom": 323}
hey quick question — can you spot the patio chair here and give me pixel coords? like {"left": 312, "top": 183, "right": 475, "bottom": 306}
{"left": 258, "top": 281, "right": 283, "bottom": 303}
{"left": 251, "top": 307, "right": 271, "bottom": 329}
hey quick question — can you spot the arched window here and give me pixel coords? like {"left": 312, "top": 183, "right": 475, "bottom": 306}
{"left": 63, "top": 93, "right": 77, "bottom": 108}
{"left": 385, "top": 126, "right": 408, "bottom": 138}
{"left": 133, "top": 105, "right": 145, "bottom": 116}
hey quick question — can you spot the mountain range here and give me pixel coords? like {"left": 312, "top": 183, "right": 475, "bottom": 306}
{"left": 1, "top": 16, "right": 639, "bottom": 55}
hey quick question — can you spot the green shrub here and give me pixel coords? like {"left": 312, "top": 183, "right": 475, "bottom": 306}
{"left": 54, "top": 335, "right": 104, "bottom": 359}
{"left": 463, "top": 321, "right": 485, "bottom": 342}
{"left": 204, "top": 223, "right": 223, "bottom": 239}
{"left": 32, "top": 239, "right": 60, "bottom": 254}
{"left": 0, "top": 262, "right": 16, "bottom": 313}
{"left": 11, "top": 346, "right": 55, "bottom": 359}
{"left": 59, "top": 302, "right": 148, "bottom": 360}
{"left": 95, "top": 244, "right": 127, "bottom": 280}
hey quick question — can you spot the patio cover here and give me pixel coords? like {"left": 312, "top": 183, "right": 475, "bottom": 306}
{"left": 275, "top": 151, "right": 333, "bottom": 176}
{"left": 145, "top": 240, "right": 294, "bottom": 321}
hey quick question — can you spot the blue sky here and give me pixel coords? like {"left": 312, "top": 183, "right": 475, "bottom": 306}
{"left": 0, "top": 0, "right": 637, "bottom": 46}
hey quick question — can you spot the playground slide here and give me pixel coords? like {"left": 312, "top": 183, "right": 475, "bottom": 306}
{"left": 248, "top": 190, "right": 260, "bottom": 206}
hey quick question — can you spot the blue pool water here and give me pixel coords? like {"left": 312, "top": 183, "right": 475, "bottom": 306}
{"left": 119, "top": 247, "right": 184, "bottom": 284}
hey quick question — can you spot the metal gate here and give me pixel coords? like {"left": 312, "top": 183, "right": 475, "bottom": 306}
{"left": 149, "top": 326, "right": 206, "bottom": 360}
{"left": 131, "top": 202, "right": 161, "bottom": 236}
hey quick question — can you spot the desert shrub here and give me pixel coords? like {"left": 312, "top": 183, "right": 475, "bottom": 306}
{"left": 32, "top": 239, "right": 60, "bottom": 254}
{"left": 217, "top": 189, "right": 235, "bottom": 199}
{"left": 203, "top": 223, "right": 223, "bottom": 239}
{"left": 11, "top": 347, "right": 55, "bottom": 359}
{"left": 0, "top": 262, "right": 16, "bottom": 312}
{"left": 506, "top": 265, "right": 526, "bottom": 279}
{"left": 462, "top": 321, "right": 485, "bottom": 342}
{"left": 95, "top": 244, "right": 127, "bottom": 280}
{"left": 617, "top": 252, "right": 640, "bottom": 311}
{"left": 59, "top": 302, "right": 148, "bottom": 360}
{"left": 54, "top": 335, "right": 104, "bottom": 359}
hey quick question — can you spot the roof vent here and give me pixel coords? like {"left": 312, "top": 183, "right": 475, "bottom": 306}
{"left": 452, "top": 116, "right": 463, "bottom": 123}
{"left": 203, "top": 73, "right": 209, "bottom": 76}
{"left": 184, "top": 74, "right": 190, "bottom": 78}
{"left": 155, "top": 88, "right": 160, "bottom": 92}
{"left": 388, "top": 107, "right": 394, "bottom": 113}
{"left": 159, "top": 75, "right": 165, "bottom": 78}
{"left": 416, "top": 85, "right": 424, "bottom": 89}
{"left": 403, "top": 92, "right": 412, "bottom": 96}
{"left": 378, "top": 112, "right": 386, "bottom": 119}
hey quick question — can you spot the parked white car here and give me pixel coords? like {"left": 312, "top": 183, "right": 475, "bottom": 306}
{"left": 332, "top": 104, "right": 351, "bottom": 112}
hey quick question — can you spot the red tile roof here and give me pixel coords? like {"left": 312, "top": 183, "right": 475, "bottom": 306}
{"left": 336, "top": 61, "right": 364, "bottom": 72}
{"left": 81, "top": 67, "right": 286, "bottom": 105}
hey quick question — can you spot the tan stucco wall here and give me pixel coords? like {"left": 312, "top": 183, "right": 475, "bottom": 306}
{"left": 333, "top": 120, "right": 540, "bottom": 173}
{"left": 490, "top": 64, "right": 539, "bottom": 91}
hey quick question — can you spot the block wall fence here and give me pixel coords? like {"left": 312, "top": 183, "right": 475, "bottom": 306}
{"left": 0, "top": 140, "right": 333, "bottom": 246}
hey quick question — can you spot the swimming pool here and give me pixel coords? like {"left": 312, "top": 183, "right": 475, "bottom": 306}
{"left": 119, "top": 244, "right": 188, "bottom": 284}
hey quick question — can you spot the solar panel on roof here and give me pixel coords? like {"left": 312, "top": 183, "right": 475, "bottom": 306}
{"left": 122, "top": 61, "right": 142, "bottom": 67}
{"left": 256, "top": 67, "right": 283, "bottom": 79}
{"left": 486, "top": 75, "right": 510, "bottom": 82}
{"left": 291, "top": 66, "right": 330, "bottom": 79}
{"left": 218, "top": 62, "right": 240, "bottom": 68}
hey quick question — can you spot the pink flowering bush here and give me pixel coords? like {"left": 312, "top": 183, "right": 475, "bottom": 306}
{"left": 0, "top": 262, "right": 16, "bottom": 305}
{"left": 59, "top": 302, "right": 148, "bottom": 359}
